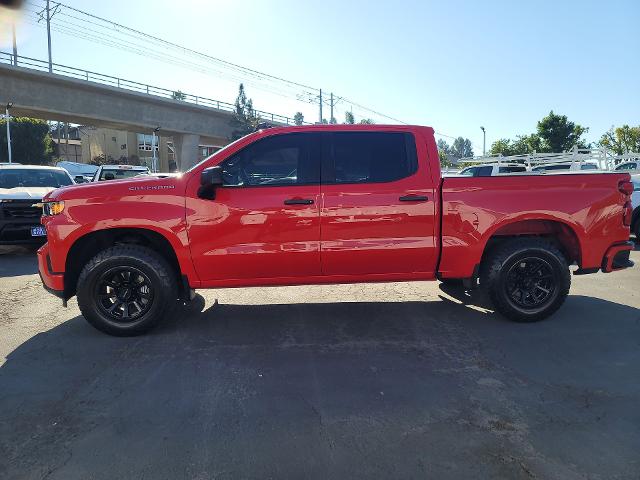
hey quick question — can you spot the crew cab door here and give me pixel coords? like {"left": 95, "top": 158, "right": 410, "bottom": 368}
{"left": 186, "top": 132, "right": 322, "bottom": 282}
{"left": 320, "top": 131, "right": 437, "bottom": 276}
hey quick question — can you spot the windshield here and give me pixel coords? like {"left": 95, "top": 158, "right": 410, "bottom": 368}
{"left": 98, "top": 168, "right": 148, "bottom": 181}
{"left": 0, "top": 169, "right": 73, "bottom": 189}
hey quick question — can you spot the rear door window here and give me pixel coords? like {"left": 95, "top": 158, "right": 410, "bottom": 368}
{"left": 327, "top": 132, "right": 418, "bottom": 184}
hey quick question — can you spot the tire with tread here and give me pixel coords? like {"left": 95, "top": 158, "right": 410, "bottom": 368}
{"left": 480, "top": 238, "right": 570, "bottom": 322}
{"left": 77, "top": 244, "right": 177, "bottom": 336}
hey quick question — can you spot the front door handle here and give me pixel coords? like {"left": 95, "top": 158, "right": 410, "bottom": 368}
{"left": 284, "top": 198, "right": 314, "bottom": 205}
{"left": 399, "top": 195, "right": 428, "bottom": 202}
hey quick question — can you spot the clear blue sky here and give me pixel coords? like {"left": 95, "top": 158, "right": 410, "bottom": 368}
{"left": 2, "top": 0, "right": 639, "bottom": 153}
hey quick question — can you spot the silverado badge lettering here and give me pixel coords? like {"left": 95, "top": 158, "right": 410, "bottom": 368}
{"left": 128, "top": 185, "right": 176, "bottom": 191}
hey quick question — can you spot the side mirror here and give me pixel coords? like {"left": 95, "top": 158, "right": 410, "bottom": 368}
{"left": 198, "top": 166, "right": 224, "bottom": 199}
{"left": 74, "top": 175, "right": 85, "bottom": 183}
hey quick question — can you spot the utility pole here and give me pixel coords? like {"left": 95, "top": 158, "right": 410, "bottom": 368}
{"left": 37, "top": 0, "right": 60, "bottom": 73}
{"left": 12, "top": 23, "right": 18, "bottom": 66}
{"left": 327, "top": 93, "right": 341, "bottom": 124}
{"left": 480, "top": 126, "right": 486, "bottom": 155}
{"left": 46, "top": 0, "right": 52, "bottom": 72}
{"left": 330, "top": 92, "right": 334, "bottom": 124}
{"left": 318, "top": 89, "right": 323, "bottom": 124}
{"left": 5, "top": 103, "right": 13, "bottom": 164}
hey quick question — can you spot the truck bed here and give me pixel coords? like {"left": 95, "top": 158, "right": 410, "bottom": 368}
{"left": 438, "top": 172, "right": 631, "bottom": 279}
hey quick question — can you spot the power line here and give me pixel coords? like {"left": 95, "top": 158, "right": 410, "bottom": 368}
{"left": 25, "top": 0, "right": 317, "bottom": 91}
{"left": 22, "top": 0, "right": 409, "bottom": 125}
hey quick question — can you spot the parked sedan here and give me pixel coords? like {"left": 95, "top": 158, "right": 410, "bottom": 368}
{"left": 0, "top": 165, "right": 74, "bottom": 245}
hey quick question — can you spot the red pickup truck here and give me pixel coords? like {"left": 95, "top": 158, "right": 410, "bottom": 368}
{"left": 37, "top": 125, "right": 635, "bottom": 336}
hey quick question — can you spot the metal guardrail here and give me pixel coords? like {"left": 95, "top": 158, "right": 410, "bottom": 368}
{"left": 0, "top": 51, "right": 297, "bottom": 125}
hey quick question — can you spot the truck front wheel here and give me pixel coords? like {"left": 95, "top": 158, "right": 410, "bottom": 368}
{"left": 76, "top": 245, "right": 178, "bottom": 336}
{"left": 481, "top": 238, "right": 571, "bottom": 322}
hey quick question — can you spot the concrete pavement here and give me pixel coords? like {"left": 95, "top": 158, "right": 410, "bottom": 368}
{"left": 0, "top": 245, "right": 639, "bottom": 479}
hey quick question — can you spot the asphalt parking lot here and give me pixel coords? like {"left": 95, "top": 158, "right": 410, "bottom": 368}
{"left": 0, "top": 244, "right": 639, "bottom": 479}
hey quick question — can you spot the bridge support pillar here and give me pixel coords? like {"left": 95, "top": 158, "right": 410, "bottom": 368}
{"left": 174, "top": 134, "right": 200, "bottom": 171}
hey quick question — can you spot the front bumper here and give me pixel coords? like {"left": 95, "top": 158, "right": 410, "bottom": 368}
{"left": 0, "top": 202, "right": 46, "bottom": 245}
{"left": 601, "top": 241, "right": 635, "bottom": 273}
{"left": 0, "top": 220, "right": 47, "bottom": 244}
{"left": 37, "top": 242, "right": 65, "bottom": 296}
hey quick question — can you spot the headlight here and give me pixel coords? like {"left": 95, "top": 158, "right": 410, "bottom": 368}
{"left": 42, "top": 201, "right": 65, "bottom": 216}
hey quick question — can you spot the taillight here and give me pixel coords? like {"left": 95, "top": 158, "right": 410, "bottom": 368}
{"left": 618, "top": 180, "right": 633, "bottom": 196}
{"left": 623, "top": 201, "right": 632, "bottom": 226}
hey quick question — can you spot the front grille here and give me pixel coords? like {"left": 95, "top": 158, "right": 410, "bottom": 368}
{"left": 2, "top": 202, "right": 42, "bottom": 219}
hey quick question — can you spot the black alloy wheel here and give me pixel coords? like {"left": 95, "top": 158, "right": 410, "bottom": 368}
{"left": 95, "top": 266, "right": 154, "bottom": 322}
{"left": 504, "top": 256, "right": 557, "bottom": 311}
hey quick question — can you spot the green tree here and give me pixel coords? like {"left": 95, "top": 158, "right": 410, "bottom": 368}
{"left": 293, "top": 112, "right": 304, "bottom": 126}
{"left": 437, "top": 140, "right": 455, "bottom": 167}
{"left": 344, "top": 111, "right": 355, "bottom": 124}
{"left": 171, "top": 90, "right": 186, "bottom": 101}
{"left": 359, "top": 118, "right": 375, "bottom": 124}
{"left": 229, "top": 83, "right": 260, "bottom": 140}
{"left": 0, "top": 117, "right": 53, "bottom": 164}
{"left": 490, "top": 134, "right": 543, "bottom": 156}
{"left": 450, "top": 137, "right": 474, "bottom": 159}
{"left": 599, "top": 125, "right": 640, "bottom": 154}
{"left": 536, "top": 111, "right": 588, "bottom": 152}
{"left": 490, "top": 111, "right": 588, "bottom": 156}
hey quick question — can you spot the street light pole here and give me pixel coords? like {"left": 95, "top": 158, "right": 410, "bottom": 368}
{"left": 152, "top": 127, "right": 160, "bottom": 173}
{"left": 480, "top": 126, "right": 486, "bottom": 156}
{"left": 5, "top": 103, "right": 13, "bottom": 164}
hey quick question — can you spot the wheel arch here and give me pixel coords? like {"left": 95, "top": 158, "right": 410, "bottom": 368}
{"left": 64, "top": 227, "right": 188, "bottom": 299}
{"left": 480, "top": 217, "right": 583, "bottom": 267}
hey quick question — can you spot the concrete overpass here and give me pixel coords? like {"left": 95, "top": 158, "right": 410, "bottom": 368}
{"left": 0, "top": 60, "right": 290, "bottom": 169}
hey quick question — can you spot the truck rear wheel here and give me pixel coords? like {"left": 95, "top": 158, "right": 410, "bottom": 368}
{"left": 481, "top": 238, "right": 570, "bottom": 322}
{"left": 76, "top": 245, "right": 178, "bottom": 336}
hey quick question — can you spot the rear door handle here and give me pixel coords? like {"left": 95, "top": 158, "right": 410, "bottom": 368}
{"left": 399, "top": 195, "right": 428, "bottom": 202}
{"left": 284, "top": 198, "right": 314, "bottom": 205}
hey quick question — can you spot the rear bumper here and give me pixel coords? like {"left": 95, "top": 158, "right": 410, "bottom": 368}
{"left": 601, "top": 241, "right": 635, "bottom": 273}
{"left": 37, "top": 242, "right": 65, "bottom": 296}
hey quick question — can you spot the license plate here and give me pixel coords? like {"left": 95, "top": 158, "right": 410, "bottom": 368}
{"left": 31, "top": 226, "right": 46, "bottom": 237}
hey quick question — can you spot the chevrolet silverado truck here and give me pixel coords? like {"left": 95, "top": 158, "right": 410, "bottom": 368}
{"left": 37, "top": 125, "right": 635, "bottom": 336}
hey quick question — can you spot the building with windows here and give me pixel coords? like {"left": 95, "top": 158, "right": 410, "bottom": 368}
{"left": 75, "top": 127, "right": 224, "bottom": 171}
